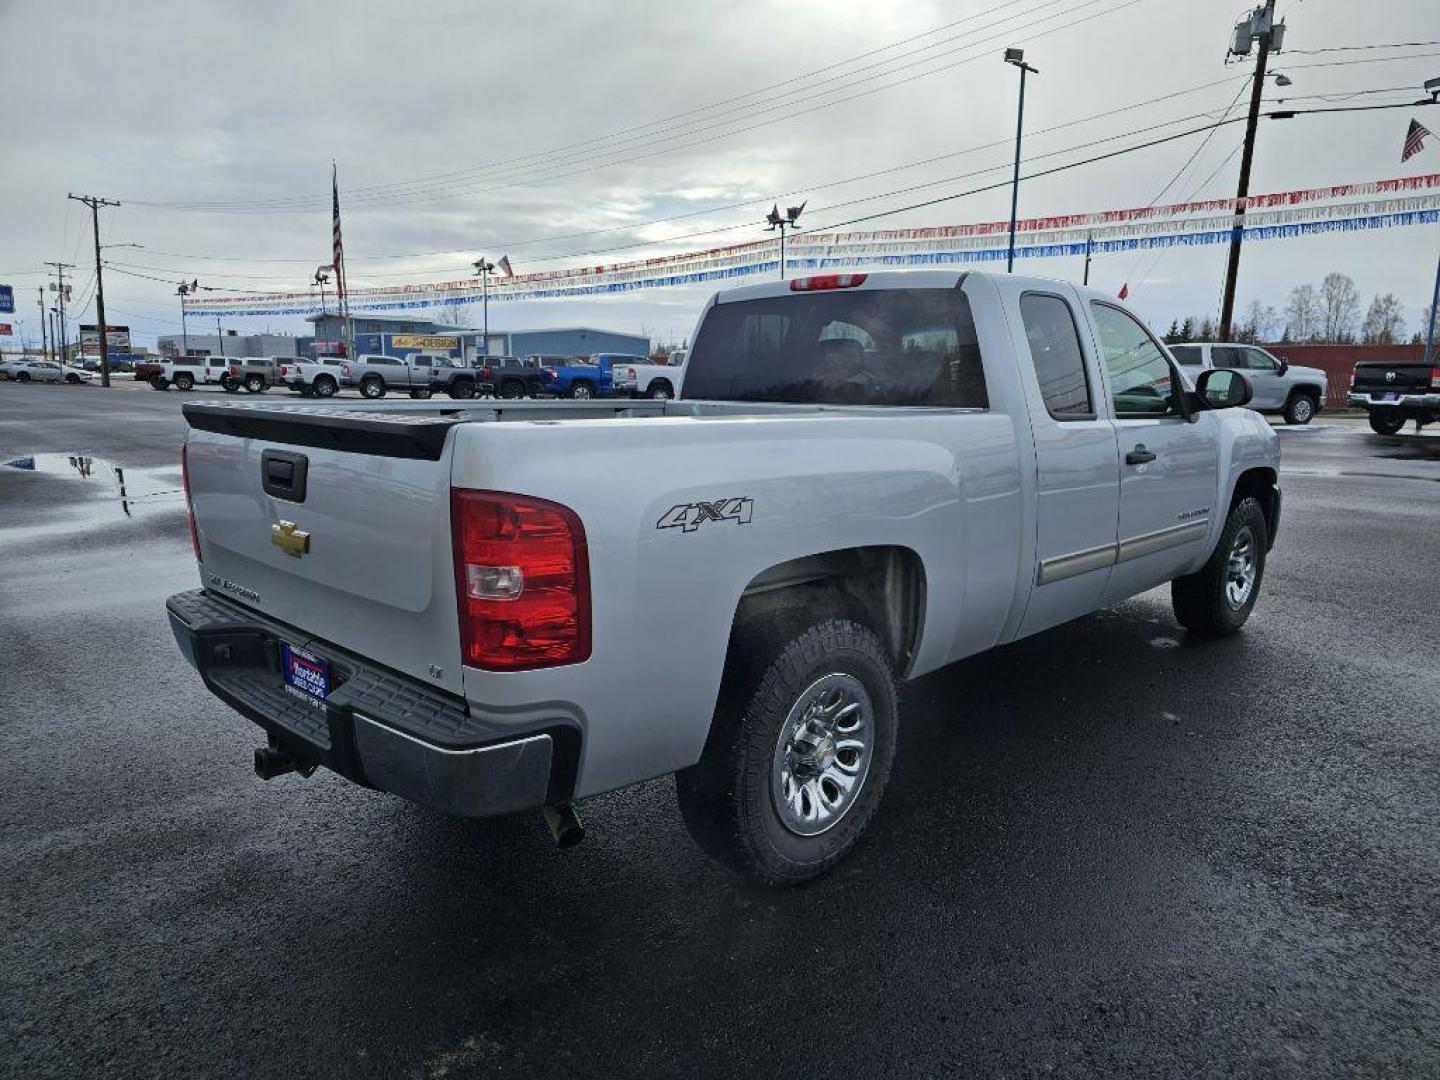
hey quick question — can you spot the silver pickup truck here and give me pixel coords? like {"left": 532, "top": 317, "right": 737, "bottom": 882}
{"left": 167, "top": 270, "right": 1280, "bottom": 884}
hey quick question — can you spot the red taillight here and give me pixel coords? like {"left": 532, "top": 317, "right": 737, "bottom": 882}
{"left": 181, "top": 443, "right": 201, "bottom": 563}
{"left": 1431, "top": 367, "right": 1440, "bottom": 389}
{"left": 481, "top": 366, "right": 493, "bottom": 379}
{"left": 279, "top": 365, "right": 288, "bottom": 376}
{"left": 789, "top": 273, "right": 868, "bottom": 292}
{"left": 451, "top": 490, "right": 590, "bottom": 671}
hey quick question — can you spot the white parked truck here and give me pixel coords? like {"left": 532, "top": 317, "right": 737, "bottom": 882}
{"left": 167, "top": 270, "right": 1281, "bottom": 884}
{"left": 281, "top": 357, "right": 347, "bottom": 398}
{"left": 620, "top": 350, "right": 687, "bottom": 399}
{"left": 150, "top": 356, "right": 233, "bottom": 391}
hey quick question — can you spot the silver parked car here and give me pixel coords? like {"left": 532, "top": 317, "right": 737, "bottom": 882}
{"left": 1168, "top": 342, "right": 1327, "bottom": 425}
{"left": 9, "top": 361, "right": 65, "bottom": 384}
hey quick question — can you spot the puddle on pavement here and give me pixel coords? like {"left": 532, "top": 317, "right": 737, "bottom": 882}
{"left": 1, "top": 453, "right": 185, "bottom": 539}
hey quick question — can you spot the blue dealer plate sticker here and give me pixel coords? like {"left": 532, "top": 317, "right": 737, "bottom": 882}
{"left": 281, "top": 644, "right": 329, "bottom": 703}
{"left": 1381, "top": 392, "right": 1398, "bottom": 401}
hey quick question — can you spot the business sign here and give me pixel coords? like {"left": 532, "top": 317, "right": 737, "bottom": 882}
{"left": 311, "top": 340, "right": 346, "bottom": 356}
{"left": 78, "top": 323, "right": 132, "bottom": 357}
{"left": 392, "top": 334, "right": 458, "bottom": 350}
{"left": 0, "top": 285, "right": 13, "bottom": 314}
{"left": 0, "top": 323, "right": 12, "bottom": 336}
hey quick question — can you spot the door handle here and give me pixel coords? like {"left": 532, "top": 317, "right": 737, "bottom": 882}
{"left": 1126, "top": 445, "right": 1157, "bottom": 466}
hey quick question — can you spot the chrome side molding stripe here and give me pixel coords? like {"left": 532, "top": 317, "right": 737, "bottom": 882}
{"left": 1037, "top": 518, "right": 1209, "bottom": 586}
{"left": 1116, "top": 519, "right": 1209, "bottom": 562}
{"left": 1037, "top": 542, "right": 1118, "bottom": 585}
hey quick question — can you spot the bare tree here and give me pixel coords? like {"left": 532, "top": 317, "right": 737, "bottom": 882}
{"left": 1240, "top": 299, "right": 1280, "bottom": 343}
{"left": 1284, "top": 284, "right": 1320, "bottom": 341}
{"left": 1360, "top": 293, "right": 1405, "bottom": 344}
{"left": 1319, "top": 272, "right": 1360, "bottom": 343}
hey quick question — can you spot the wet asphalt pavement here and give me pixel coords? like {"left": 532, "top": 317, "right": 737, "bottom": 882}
{"left": 2, "top": 382, "right": 1437, "bottom": 1078}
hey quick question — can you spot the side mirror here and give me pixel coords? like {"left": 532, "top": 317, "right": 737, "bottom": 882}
{"left": 1195, "top": 368, "right": 1253, "bottom": 410}
{"left": 1275, "top": 358, "right": 1289, "bottom": 376}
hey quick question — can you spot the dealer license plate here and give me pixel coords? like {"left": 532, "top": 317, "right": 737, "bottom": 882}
{"left": 1380, "top": 392, "right": 1398, "bottom": 401}
{"left": 281, "top": 643, "right": 329, "bottom": 704}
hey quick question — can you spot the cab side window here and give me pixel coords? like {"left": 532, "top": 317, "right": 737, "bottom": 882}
{"left": 1090, "top": 302, "right": 1179, "bottom": 418}
{"left": 1239, "top": 347, "right": 1278, "bottom": 372}
{"left": 1020, "top": 293, "right": 1092, "bottom": 418}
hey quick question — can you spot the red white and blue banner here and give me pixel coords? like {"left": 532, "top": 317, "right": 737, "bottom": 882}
{"left": 187, "top": 174, "right": 1440, "bottom": 317}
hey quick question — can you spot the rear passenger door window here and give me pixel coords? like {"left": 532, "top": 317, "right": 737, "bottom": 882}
{"left": 1020, "top": 293, "right": 1093, "bottom": 418}
{"left": 1089, "top": 303, "right": 1179, "bottom": 418}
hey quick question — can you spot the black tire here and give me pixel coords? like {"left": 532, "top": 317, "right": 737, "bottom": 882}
{"left": 648, "top": 380, "right": 673, "bottom": 400}
{"left": 360, "top": 376, "right": 386, "bottom": 399}
{"left": 1368, "top": 410, "right": 1405, "bottom": 436}
{"left": 1172, "top": 496, "right": 1269, "bottom": 636}
{"left": 221, "top": 377, "right": 240, "bottom": 393}
{"left": 1282, "top": 391, "right": 1317, "bottom": 425}
{"left": 448, "top": 378, "right": 476, "bottom": 400}
{"left": 408, "top": 387, "right": 434, "bottom": 400}
{"left": 568, "top": 381, "right": 595, "bottom": 400}
{"left": 149, "top": 374, "right": 169, "bottom": 391}
{"left": 174, "top": 372, "right": 195, "bottom": 391}
{"left": 66, "top": 373, "right": 82, "bottom": 384}
{"left": 17, "top": 371, "right": 32, "bottom": 383}
{"left": 313, "top": 375, "right": 337, "bottom": 398}
{"left": 675, "top": 618, "right": 898, "bottom": 886}
{"left": 499, "top": 379, "right": 524, "bottom": 400}
{"left": 242, "top": 374, "right": 263, "bottom": 393}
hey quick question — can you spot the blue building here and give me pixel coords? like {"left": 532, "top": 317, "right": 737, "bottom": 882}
{"left": 304, "top": 314, "right": 649, "bottom": 363}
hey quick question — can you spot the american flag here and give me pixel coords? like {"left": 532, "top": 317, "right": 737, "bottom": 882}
{"left": 331, "top": 164, "right": 346, "bottom": 310}
{"left": 1402, "top": 119, "right": 1432, "bottom": 163}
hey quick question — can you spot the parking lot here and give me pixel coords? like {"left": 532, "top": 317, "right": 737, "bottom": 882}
{"left": 2, "top": 382, "right": 1437, "bottom": 1078}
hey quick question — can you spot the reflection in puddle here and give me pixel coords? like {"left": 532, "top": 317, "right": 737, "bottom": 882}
{"left": 1, "top": 452, "right": 183, "bottom": 524}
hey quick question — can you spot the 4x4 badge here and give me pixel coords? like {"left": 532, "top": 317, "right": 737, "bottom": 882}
{"left": 657, "top": 497, "right": 754, "bottom": 533}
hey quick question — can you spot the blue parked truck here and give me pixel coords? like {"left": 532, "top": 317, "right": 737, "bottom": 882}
{"left": 531, "top": 353, "right": 643, "bottom": 399}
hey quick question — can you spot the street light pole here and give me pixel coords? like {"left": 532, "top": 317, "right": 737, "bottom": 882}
{"left": 37, "top": 288, "right": 49, "bottom": 362}
{"left": 473, "top": 258, "right": 495, "bottom": 349}
{"left": 1082, "top": 231, "right": 1093, "bottom": 285}
{"left": 44, "top": 261, "right": 74, "bottom": 365}
{"left": 216, "top": 314, "right": 225, "bottom": 359}
{"left": 176, "top": 282, "right": 192, "bottom": 356}
{"left": 1424, "top": 249, "right": 1440, "bottom": 366}
{"left": 765, "top": 202, "right": 805, "bottom": 279}
{"left": 1004, "top": 48, "right": 1039, "bottom": 274}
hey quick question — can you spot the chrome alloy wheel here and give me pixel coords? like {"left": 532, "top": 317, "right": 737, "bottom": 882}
{"left": 771, "top": 673, "right": 873, "bottom": 837}
{"left": 1225, "top": 525, "right": 1258, "bottom": 609}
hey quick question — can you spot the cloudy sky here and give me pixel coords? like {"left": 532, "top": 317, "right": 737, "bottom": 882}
{"left": 3, "top": 0, "right": 1439, "bottom": 350}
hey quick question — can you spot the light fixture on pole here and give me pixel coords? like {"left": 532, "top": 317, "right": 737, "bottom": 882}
{"left": 765, "top": 202, "right": 805, "bottom": 279}
{"left": 473, "top": 257, "right": 495, "bottom": 350}
{"left": 313, "top": 265, "right": 332, "bottom": 323}
{"left": 1003, "top": 47, "right": 1039, "bottom": 274}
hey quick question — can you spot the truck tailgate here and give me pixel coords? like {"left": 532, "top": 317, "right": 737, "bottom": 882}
{"left": 182, "top": 402, "right": 466, "bottom": 695}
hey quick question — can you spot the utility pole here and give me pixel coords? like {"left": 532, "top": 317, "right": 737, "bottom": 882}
{"left": 216, "top": 313, "right": 225, "bottom": 359}
{"left": 69, "top": 193, "right": 121, "bottom": 387}
{"left": 1218, "top": 0, "right": 1282, "bottom": 340}
{"left": 473, "top": 258, "right": 494, "bottom": 349}
{"left": 1004, "top": 48, "right": 1039, "bottom": 273}
{"left": 37, "top": 288, "right": 49, "bottom": 362}
{"left": 44, "top": 261, "right": 74, "bottom": 365}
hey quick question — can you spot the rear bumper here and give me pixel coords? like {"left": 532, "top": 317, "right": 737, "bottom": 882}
{"left": 1349, "top": 392, "right": 1440, "bottom": 409}
{"left": 165, "top": 588, "right": 566, "bottom": 817}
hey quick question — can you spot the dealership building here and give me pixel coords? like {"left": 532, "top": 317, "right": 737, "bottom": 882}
{"left": 157, "top": 330, "right": 307, "bottom": 359}
{"left": 304, "top": 314, "right": 649, "bottom": 363}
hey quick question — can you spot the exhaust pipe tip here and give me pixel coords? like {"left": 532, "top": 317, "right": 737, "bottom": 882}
{"left": 542, "top": 802, "right": 585, "bottom": 849}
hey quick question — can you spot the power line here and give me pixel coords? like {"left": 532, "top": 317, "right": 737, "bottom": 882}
{"left": 115, "top": 78, "right": 1259, "bottom": 286}
{"left": 127, "top": 0, "right": 1149, "bottom": 213}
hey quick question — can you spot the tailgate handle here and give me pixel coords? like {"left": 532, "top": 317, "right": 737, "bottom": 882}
{"left": 261, "top": 449, "right": 308, "bottom": 503}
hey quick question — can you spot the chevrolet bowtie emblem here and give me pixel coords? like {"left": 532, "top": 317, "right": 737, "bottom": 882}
{"left": 270, "top": 520, "right": 310, "bottom": 557}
